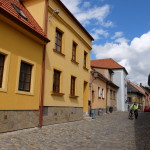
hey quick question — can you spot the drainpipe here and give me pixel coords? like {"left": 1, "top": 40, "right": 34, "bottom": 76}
{"left": 106, "top": 82, "right": 108, "bottom": 113}
{"left": 39, "top": 0, "right": 49, "bottom": 128}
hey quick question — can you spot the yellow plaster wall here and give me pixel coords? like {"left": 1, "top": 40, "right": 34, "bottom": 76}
{"left": 91, "top": 78, "right": 107, "bottom": 109}
{"left": 49, "top": 0, "right": 92, "bottom": 48}
{"left": 44, "top": 1, "right": 91, "bottom": 111}
{"left": 24, "top": 0, "right": 92, "bottom": 112}
{"left": 95, "top": 68, "right": 111, "bottom": 80}
{"left": 23, "top": 0, "right": 45, "bottom": 29}
{"left": 0, "top": 19, "right": 43, "bottom": 110}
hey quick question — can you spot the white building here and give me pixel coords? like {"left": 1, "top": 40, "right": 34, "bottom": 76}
{"left": 91, "top": 58, "right": 128, "bottom": 111}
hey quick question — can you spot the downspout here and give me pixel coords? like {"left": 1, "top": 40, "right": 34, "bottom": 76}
{"left": 106, "top": 82, "right": 108, "bottom": 113}
{"left": 39, "top": 0, "right": 49, "bottom": 128}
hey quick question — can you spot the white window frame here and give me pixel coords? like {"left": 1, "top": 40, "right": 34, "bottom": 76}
{"left": 15, "top": 57, "right": 36, "bottom": 96}
{"left": 0, "top": 48, "right": 11, "bottom": 92}
{"left": 98, "top": 87, "right": 101, "bottom": 98}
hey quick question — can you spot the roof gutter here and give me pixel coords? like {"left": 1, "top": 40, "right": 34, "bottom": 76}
{"left": 39, "top": 0, "right": 49, "bottom": 128}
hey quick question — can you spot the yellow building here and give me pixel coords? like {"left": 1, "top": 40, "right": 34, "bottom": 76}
{"left": 0, "top": 0, "right": 49, "bottom": 132}
{"left": 90, "top": 69, "right": 118, "bottom": 118}
{"left": 24, "top": 0, "right": 93, "bottom": 125}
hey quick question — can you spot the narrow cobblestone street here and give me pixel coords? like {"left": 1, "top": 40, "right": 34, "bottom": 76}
{"left": 0, "top": 112, "right": 150, "bottom": 150}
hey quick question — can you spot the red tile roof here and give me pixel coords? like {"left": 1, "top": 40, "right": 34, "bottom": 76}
{"left": 0, "top": 0, "right": 49, "bottom": 42}
{"left": 91, "top": 58, "right": 128, "bottom": 74}
{"left": 127, "top": 81, "right": 146, "bottom": 95}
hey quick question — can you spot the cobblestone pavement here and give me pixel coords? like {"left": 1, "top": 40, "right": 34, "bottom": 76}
{"left": 0, "top": 111, "right": 150, "bottom": 150}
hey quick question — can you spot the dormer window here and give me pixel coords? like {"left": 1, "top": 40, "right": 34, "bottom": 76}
{"left": 11, "top": 4, "right": 28, "bottom": 21}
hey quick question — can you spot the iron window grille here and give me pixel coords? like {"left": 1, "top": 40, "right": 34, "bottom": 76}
{"left": 0, "top": 54, "right": 5, "bottom": 88}
{"left": 72, "top": 42, "right": 77, "bottom": 61}
{"left": 53, "top": 70, "right": 61, "bottom": 93}
{"left": 84, "top": 51, "right": 87, "bottom": 68}
{"left": 18, "top": 61, "right": 32, "bottom": 92}
{"left": 55, "top": 29, "right": 62, "bottom": 52}
{"left": 70, "top": 76, "right": 76, "bottom": 96}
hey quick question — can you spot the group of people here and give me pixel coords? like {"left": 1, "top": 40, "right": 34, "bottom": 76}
{"left": 129, "top": 102, "right": 139, "bottom": 119}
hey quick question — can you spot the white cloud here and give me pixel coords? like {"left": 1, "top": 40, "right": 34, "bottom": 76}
{"left": 91, "top": 29, "right": 109, "bottom": 40}
{"left": 60, "top": 0, "right": 81, "bottom": 14}
{"left": 111, "top": 32, "right": 123, "bottom": 39}
{"left": 92, "top": 31, "right": 150, "bottom": 85}
{"left": 130, "top": 31, "right": 150, "bottom": 53}
{"left": 115, "top": 38, "right": 129, "bottom": 43}
{"left": 61, "top": 0, "right": 113, "bottom": 27}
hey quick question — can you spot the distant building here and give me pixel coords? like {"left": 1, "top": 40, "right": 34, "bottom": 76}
{"left": 91, "top": 58, "right": 128, "bottom": 111}
{"left": 90, "top": 69, "right": 118, "bottom": 117}
{"left": 127, "top": 81, "right": 150, "bottom": 111}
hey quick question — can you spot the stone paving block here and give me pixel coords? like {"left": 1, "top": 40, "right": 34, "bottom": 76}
{"left": 0, "top": 112, "right": 150, "bottom": 150}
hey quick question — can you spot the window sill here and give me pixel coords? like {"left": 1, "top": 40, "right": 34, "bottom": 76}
{"left": 69, "top": 95, "right": 79, "bottom": 99}
{"left": 0, "top": 88, "right": 7, "bottom": 93}
{"left": 83, "top": 66, "right": 89, "bottom": 71}
{"left": 71, "top": 59, "right": 79, "bottom": 65}
{"left": 15, "top": 90, "right": 34, "bottom": 96}
{"left": 51, "top": 92, "right": 65, "bottom": 96}
{"left": 53, "top": 49, "right": 65, "bottom": 57}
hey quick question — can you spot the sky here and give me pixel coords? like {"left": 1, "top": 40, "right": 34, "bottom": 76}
{"left": 61, "top": 0, "right": 150, "bottom": 86}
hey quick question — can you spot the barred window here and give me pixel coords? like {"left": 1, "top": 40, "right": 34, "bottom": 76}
{"left": 70, "top": 76, "right": 76, "bottom": 96}
{"left": 0, "top": 54, "right": 5, "bottom": 88}
{"left": 18, "top": 62, "right": 32, "bottom": 92}
{"left": 72, "top": 42, "right": 77, "bottom": 61}
{"left": 84, "top": 51, "right": 87, "bottom": 68}
{"left": 55, "top": 29, "right": 62, "bottom": 52}
{"left": 53, "top": 70, "right": 61, "bottom": 93}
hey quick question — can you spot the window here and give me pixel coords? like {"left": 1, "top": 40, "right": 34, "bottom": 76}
{"left": 70, "top": 76, "right": 76, "bottom": 96}
{"left": 53, "top": 70, "right": 61, "bottom": 93}
{"left": 113, "top": 91, "right": 116, "bottom": 99}
{"left": 102, "top": 88, "right": 104, "bottom": 98}
{"left": 128, "top": 97, "right": 132, "bottom": 103}
{"left": 18, "top": 61, "right": 32, "bottom": 92}
{"left": 110, "top": 90, "right": 112, "bottom": 99}
{"left": 55, "top": 29, "right": 62, "bottom": 52}
{"left": 0, "top": 54, "right": 5, "bottom": 88}
{"left": 11, "top": 4, "right": 28, "bottom": 21}
{"left": 72, "top": 42, "right": 77, "bottom": 61}
{"left": 98, "top": 87, "right": 101, "bottom": 98}
{"left": 83, "top": 51, "right": 87, "bottom": 68}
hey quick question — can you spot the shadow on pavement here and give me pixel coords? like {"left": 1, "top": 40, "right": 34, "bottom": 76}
{"left": 134, "top": 112, "right": 150, "bottom": 150}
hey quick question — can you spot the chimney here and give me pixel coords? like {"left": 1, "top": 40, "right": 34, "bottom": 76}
{"left": 140, "top": 83, "right": 142, "bottom": 87}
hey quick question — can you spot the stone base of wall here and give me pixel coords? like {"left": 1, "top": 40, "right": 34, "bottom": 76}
{"left": 42, "top": 106, "right": 83, "bottom": 126}
{"left": 0, "top": 110, "right": 39, "bottom": 133}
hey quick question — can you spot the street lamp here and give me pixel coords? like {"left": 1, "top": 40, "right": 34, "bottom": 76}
{"left": 49, "top": 9, "right": 60, "bottom": 22}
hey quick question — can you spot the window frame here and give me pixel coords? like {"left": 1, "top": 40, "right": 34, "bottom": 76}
{"left": 53, "top": 69, "right": 61, "bottom": 93}
{"left": 0, "top": 54, "right": 5, "bottom": 88}
{"left": 11, "top": 4, "right": 28, "bottom": 21}
{"left": 83, "top": 51, "right": 88, "bottom": 69}
{"left": 18, "top": 61, "right": 32, "bottom": 92}
{"left": 15, "top": 57, "right": 36, "bottom": 95}
{"left": 55, "top": 28, "right": 63, "bottom": 53}
{"left": 72, "top": 42, "right": 77, "bottom": 62}
{"left": 102, "top": 88, "right": 104, "bottom": 99}
{"left": 0, "top": 49, "right": 11, "bottom": 92}
{"left": 70, "top": 76, "right": 76, "bottom": 96}
{"left": 98, "top": 87, "right": 101, "bottom": 98}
